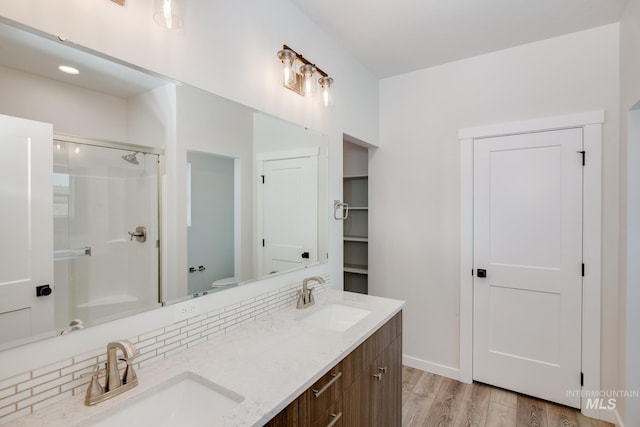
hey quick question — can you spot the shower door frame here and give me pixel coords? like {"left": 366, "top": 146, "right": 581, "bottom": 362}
{"left": 53, "top": 133, "right": 165, "bottom": 312}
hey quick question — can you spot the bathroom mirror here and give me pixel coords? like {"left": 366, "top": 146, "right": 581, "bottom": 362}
{"left": 0, "top": 18, "right": 328, "bottom": 350}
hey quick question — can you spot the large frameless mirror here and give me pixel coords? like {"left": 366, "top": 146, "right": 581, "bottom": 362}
{"left": 0, "top": 18, "right": 328, "bottom": 350}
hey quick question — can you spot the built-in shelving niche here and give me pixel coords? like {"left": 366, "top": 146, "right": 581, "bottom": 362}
{"left": 343, "top": 142, "right": 369, "bottom": 294}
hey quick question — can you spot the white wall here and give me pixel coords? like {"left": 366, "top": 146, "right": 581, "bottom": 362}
{"left": 0, "top": 65, "right": 127, "bottom": 141}
{"left": 373, "top": 24, "right": 620, "bottom": 393}
{"left": 619, "top": 1, "right": 640, "bottom": 424}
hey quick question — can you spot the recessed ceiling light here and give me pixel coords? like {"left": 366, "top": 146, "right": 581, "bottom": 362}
{"left": 58, "top": 65, "right": 79, "bottom": 75}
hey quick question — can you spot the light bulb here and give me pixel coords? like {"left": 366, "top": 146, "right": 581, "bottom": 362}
{"left": 300, "top": 64, "right": 315, "bottom": 97}
{"left": 163, "top": 0, "right": 173, "bottom": 29}
{"left": 154, "top": 0, "right": 183, "bottom": 30}
{"left": 277, "top": 49, "right": 297, "bottom": 86}
{"left": 319, "top": 76, "right": 334, "bottom": 107}
{"left": 58, "top": 65, "right": 79, "bottom": 75}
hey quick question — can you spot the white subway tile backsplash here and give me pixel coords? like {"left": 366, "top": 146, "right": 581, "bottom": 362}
{"left": 31, "top": 359, "right": 72, "bottom": 378}
{"left": 60, "top": 377, "right": 87, "bottom": 394}
{"left": 138, "top": 354, "right": 163, "bottom": 369}
{"left": 187, "top": 337, "right": 207, "bottom": 348}
{"left": 0, "top": 274, "right": 330, "bottom": 424}
{"left": 0, "top": 389, "right": 31, "bottom": 409}
{"left": 61, "top": 358, "right": 98, "bottom": 378}
{"left": 0, "top": 407, "right": 30, "bottom": 424}
{"left": 16, "top": 387, "right": 60, "bottom": 410}
{"left": 0, "top": 405, "right": 16, "bottom": 418}
{"left": 31, "top": 375, "right": 72, "bottom": 395}
{"left": 0, "top": 374, "right": 29, "bottom": 392}
{"left": 0, "top": 388, "right": 15, "bottom": 401}
{"left": 16, "top": 372, "right": 59, "bottom": 393}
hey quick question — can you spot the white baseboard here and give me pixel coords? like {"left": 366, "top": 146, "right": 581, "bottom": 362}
{"left": 583, "top": 406, "right": 623, "bottom": 426}
{"left": 598, "top": 407, "right": 624, "bottom": 427}
{"left": 403, "top": 355, "right": 460, "bottom": 381}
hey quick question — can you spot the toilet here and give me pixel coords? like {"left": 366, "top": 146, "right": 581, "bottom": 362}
{"left": 211, "top": 277, "right": 237, "bottom": 288}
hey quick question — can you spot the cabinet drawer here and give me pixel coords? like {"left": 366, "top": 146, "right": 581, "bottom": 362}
{"left": 311, "top": 399, "right": 343, "bottom": 427}
{"left": 299, "top": 363, "right": 344, "bottom": 424}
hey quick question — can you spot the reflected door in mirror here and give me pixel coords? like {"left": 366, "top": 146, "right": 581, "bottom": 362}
{"left": 0, "top": 114, "right": 54, "bottom": 348}
{"left": 260, "top": 154, "right": 318, "bottom": 276}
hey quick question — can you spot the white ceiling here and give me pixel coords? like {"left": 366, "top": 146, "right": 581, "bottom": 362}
{"left": 289, "top": 0, "right": 628, "bottom": 78}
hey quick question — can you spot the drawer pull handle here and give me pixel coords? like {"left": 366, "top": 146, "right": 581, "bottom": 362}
{"left": 372, "top": 373, "right": 383, "bottom": 382}
{"left": 378, "top": 366, "right": 387, "bottom": 373}
{"left": 313, "top": 372, "right": 342, "bottom": 398}
{"left": 326, "top": 411, "right": 342, "bottom": 427}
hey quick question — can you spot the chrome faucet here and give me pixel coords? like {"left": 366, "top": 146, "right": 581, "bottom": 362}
{"left": 297, "top": 276, "right": 325, "bottom": 309}
{"left": 85, "top": 340, "right": 140, "bottom": 406}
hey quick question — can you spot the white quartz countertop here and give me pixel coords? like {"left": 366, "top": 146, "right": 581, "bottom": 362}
{"left": 12, "top": 290, "right": 404, "bottom": 427}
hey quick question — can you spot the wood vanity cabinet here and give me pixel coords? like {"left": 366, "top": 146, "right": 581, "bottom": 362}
{"left": 265, "top": 311, "right": 402, "bottom": 427}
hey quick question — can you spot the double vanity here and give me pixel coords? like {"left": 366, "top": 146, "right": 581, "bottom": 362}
{"left": 10, "top": 289, "right": 403, "bottom": 426}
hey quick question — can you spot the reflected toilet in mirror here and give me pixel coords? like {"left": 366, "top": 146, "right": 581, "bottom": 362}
{"left": 187, "top": 151, "right": 237, "bottom": 296}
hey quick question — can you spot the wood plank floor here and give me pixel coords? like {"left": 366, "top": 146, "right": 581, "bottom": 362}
{"left": 402, "top": 366, "right": 614, "bottom": 427}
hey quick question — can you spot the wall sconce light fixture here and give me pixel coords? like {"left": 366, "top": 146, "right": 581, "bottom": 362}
{"left": 154, "top": 0, "right": 184, "bottom": 30}
{"left": 277, "top": 45, "right": 334, "bottom": 107}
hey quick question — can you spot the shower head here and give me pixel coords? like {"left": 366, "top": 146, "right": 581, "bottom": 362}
{"left": 122, "top": 152, "right": 140, "bottom": 165}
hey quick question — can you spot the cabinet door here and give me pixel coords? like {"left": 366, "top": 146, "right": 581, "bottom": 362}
{"left": 0, "top": 114, "right": 54, "bottom": 346}
{"left": 373, "top": 337, "right": 402, "bottom": 427}
{"left": 342, "top": 374, "right": 373, "bottom": 426}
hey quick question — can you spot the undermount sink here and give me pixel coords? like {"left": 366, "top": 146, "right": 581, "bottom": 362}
{"left": 84, "top": 372, "right": 243, "bottom": 427}
{"left": 299, "top": 303, "right": 371, "bottom": 332}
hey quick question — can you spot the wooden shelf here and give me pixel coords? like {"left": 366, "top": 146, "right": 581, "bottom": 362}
{"left": 344, "top": 264, "right": 368, "bottom": 274}
{"left": 344, "top": 174, "right": 368, "bottom": 179}
{"left": 347, "top": 206, "right": 368, "bottom": 210}
{"left": 344, "top": 236, "right": 368, "bottom": 242}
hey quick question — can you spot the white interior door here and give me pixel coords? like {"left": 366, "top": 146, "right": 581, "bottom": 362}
{"left": 262, "top": 156, "right": 318, "bottom": 275}
{"left": 0, "top": 114, "right": 54, "bottom": 347}
{"left": 473, "top": 128, "right": 583, "bottom": 408}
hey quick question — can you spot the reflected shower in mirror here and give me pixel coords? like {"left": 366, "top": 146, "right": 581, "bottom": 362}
{"left": 53, "top": 138, "right": 161, "bottom": 333}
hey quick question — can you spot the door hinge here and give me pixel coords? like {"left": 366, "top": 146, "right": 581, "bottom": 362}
{"left": 577, "top": 150, "right": 586, "bottom": 166}
{"left": 582, "top": 263, "right": 585, "bottom": 277}
{"left": 581, "top": 372, "right": 584, "bottom": 387}
{"left": 261, "top": 175, "right": 265, "bottom": 184}
{"left": 262, "top": 239, "right": 265, "bottom": 247}
{"left": 156, "top": 240, "right": 160, "bottom": 249}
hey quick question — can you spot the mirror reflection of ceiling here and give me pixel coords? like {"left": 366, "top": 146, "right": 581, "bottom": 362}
{"left": 0, "top": 19, "right": 168, "bottom": 97}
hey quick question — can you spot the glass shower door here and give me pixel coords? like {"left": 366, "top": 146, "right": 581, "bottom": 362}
{"left": 53, "top": 140, "right": 160, "bottom": 332}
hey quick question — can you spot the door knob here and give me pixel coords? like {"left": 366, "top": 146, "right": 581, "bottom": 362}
{"left": 36, "top": 284, "right": 52, "bottom": 297}
{"left": 477, "top": 269, "right": 487, "bottom": 278}
{"left": 301, "top": 252, "right": 310, "bottom": 259}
